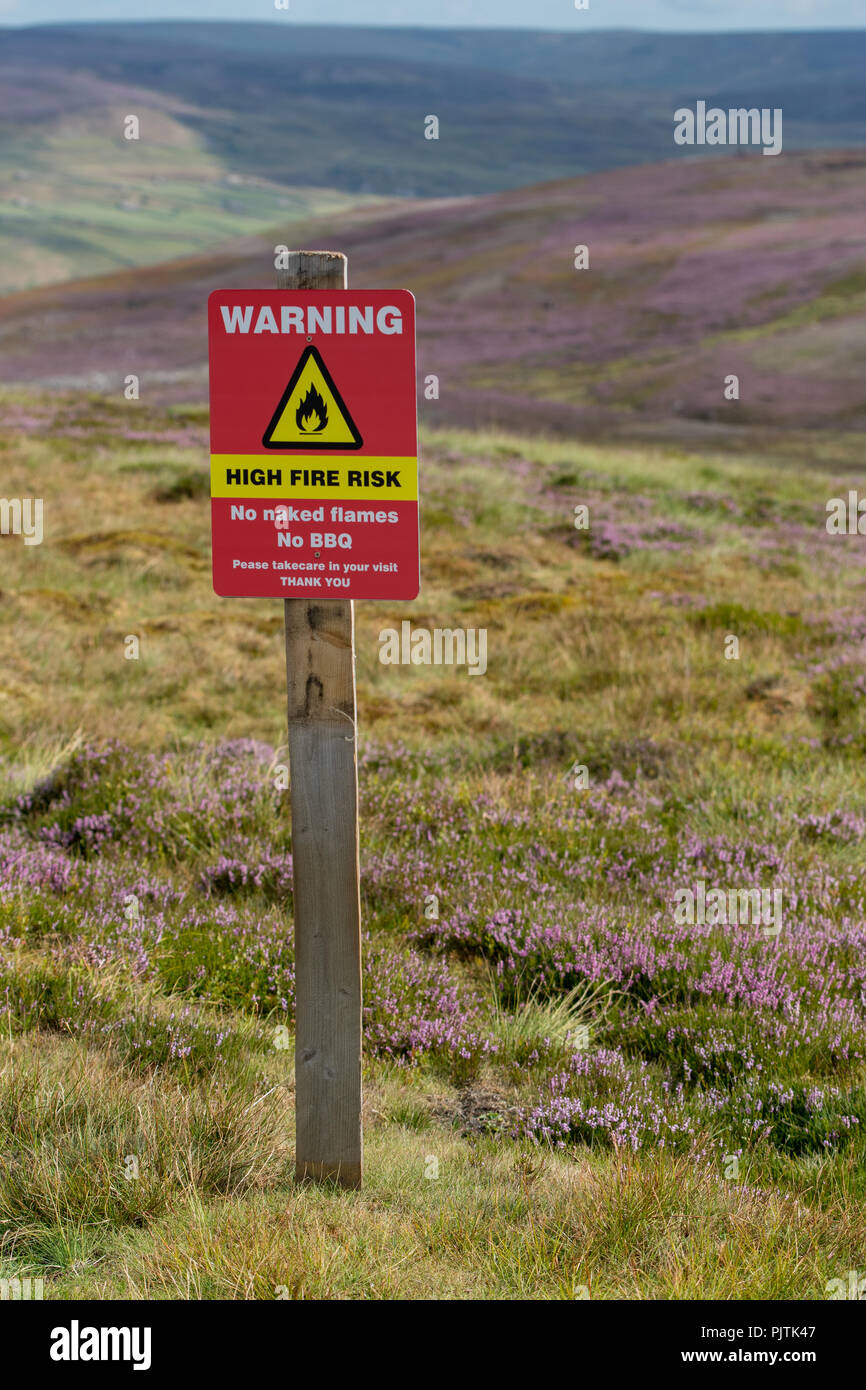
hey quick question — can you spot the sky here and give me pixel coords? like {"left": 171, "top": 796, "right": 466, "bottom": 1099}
{"left": 0, "top": 0, "right": 859, "bottom": 33}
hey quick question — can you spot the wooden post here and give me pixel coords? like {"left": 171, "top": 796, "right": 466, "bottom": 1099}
{"left": 279, "top": 250, "right": 362, "bottom": 1188}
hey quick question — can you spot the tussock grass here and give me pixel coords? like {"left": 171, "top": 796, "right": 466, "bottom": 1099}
{"left": 489, "top": 970, "right": 615, "bottom": 1070}
{"left": 0, "top": 1036, "right": 293, "bottom": 1278}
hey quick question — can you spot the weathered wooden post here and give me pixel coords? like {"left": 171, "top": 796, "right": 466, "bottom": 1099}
{"left": 279, "top": 251, "right": 362, "bottom": 1188}
{"left": 207, "top": 253, "right": 418, "bottom": 1193}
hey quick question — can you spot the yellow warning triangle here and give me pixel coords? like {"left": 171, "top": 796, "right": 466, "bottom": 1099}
{"left": 262, "top": 346, "right": 363, "bottom": 450}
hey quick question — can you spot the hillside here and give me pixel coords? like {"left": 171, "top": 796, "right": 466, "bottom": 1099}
{"left": 1, "top": 22, "right": 866, "bottom": 291}
{"left": 1, "top": 387, "right": 865, "bottom": 1298}
{"left": 2, "top": 21, "right": 866, "bottom": 1309}
{"left": 1, "top": 150, "right": 864, "bottom": 440}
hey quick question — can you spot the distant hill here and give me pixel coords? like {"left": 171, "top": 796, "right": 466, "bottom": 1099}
{"left": 2, "top": 149, "right": 863, "bottom": 441}
{"left": 1, "top": 22, "right": 865, "bottom": 291}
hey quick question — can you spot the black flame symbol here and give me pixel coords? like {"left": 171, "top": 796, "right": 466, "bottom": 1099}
{"left": 296, "top": 385, "right": 328, "bottom": 434}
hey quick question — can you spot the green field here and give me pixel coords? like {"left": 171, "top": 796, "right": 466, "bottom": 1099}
{"left": 0, "top": 389, "right": 865, "bottom": 1298}
{"left": 0, "top": 110, "right": 389, "bottom": 293}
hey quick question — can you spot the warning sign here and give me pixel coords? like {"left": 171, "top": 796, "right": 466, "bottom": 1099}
{"left": 207, "top": 289, "right": 418, "bottom": 599}
{"left": 262, "top": 346, "right": 363, "bottom": 450}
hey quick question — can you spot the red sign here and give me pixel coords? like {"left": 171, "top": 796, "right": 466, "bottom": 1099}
{"left": 208, "top": 289, "right": 419, "bottom": 599}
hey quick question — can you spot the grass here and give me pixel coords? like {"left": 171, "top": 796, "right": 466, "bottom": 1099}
{"left": 488, "top": 971, "right": 615, "bottom": 1069}
{"left": 0, "top": 110, "right": 393, "bottom": 293}
{"left": 1, "top": 1039, "right": 860, "bottom": 1301}
{"left": 0, "top": 387, "right": 859, "bottom": 753}
{"left": 1, "top": 388, "right": 866, "bottom": 1298}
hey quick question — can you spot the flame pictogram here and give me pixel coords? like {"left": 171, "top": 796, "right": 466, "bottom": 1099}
{"left": 262, "top": 345, "right": 363, "bottom": 450}
{"left": 296, "top": 385, "right": 328, "bottom": 434}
